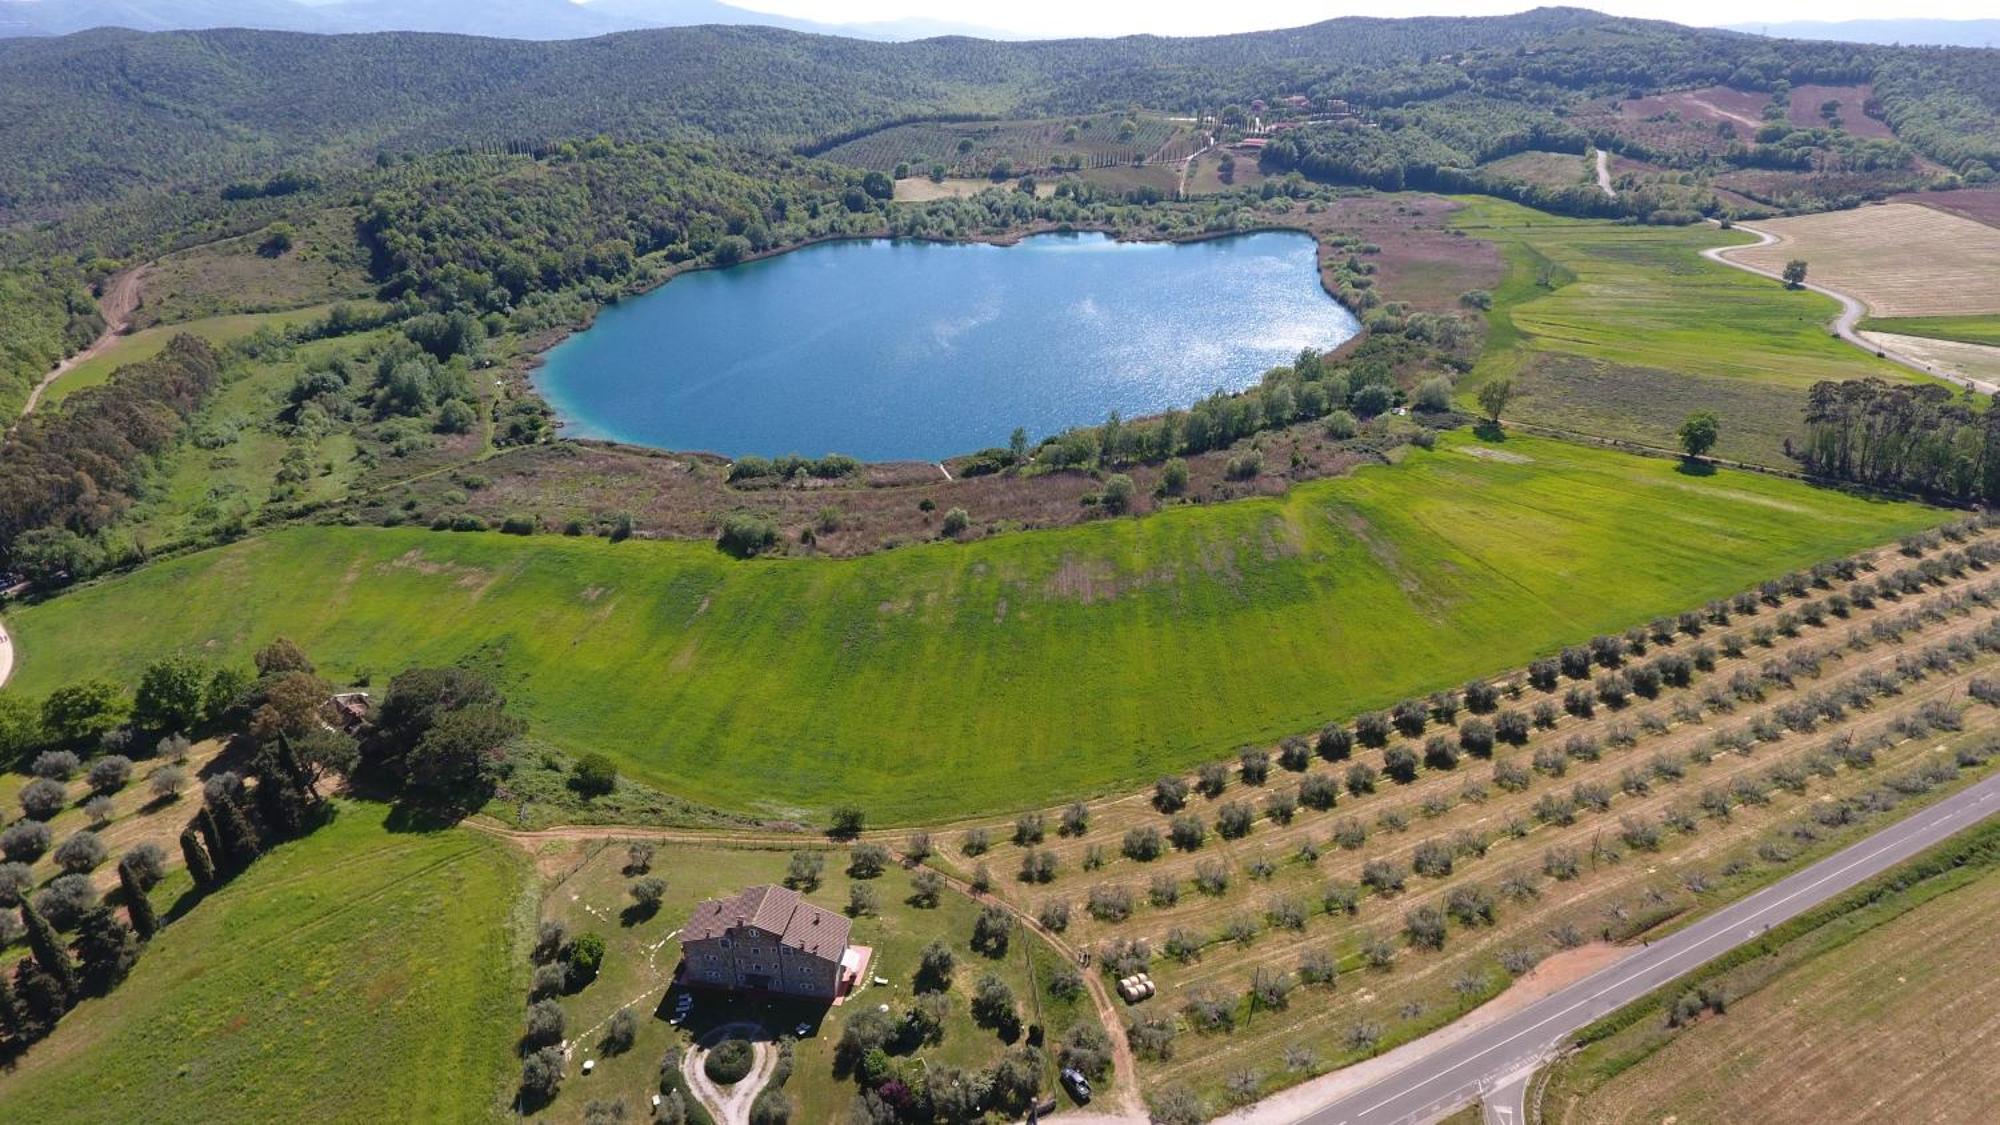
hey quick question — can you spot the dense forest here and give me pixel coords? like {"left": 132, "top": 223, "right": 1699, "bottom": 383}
{"left": 0, "top": 266, "right": 103, "bottom": 412}
{"left": 1, "top": 10, "right": 1997, "bottom": 231}
{"left": 1798, "top": 379, "right": 2000, "bottom": 505}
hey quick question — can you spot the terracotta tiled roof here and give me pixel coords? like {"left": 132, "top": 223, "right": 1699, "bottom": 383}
{"left": 683, "top": 884, "right": 851, "bottom": 961}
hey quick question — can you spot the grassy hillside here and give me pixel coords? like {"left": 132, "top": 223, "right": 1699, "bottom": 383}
{"left": 0, "top": 802, "right": 529, "bottom": 1124}
{"left": 1453, "top": 198, "right": 1920, "bottom": 466}
{"left": 7, "top": 433, "right": 1943, "bottom": 822}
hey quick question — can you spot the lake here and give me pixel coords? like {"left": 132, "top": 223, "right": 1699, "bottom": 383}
{"left": 534, "top": 230, "right": 1359, "bottom": 462}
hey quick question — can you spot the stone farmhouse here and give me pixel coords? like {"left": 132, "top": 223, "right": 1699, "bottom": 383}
{"left": 679, "top": 885, "right": 852, "bottom": 1000}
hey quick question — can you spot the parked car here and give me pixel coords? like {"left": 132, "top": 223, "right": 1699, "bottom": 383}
{"left": 1060, "top": 1067, "right": 1092, "bottom": 1104}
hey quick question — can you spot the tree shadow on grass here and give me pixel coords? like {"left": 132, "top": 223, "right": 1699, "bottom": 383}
{"left": 1473, "top": 420, "right": 1507, "bottom": 442}
{"left": 1675, "top": 457, "right": 1718, "bottom": 477}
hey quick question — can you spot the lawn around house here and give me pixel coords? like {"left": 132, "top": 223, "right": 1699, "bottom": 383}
{"left": 531, "top": 839, "right": 1087, "bottom": 1122}
{"left": 6, "top": 432, "right": 1946, "bottom": 823}
{"left": 0, "top": 801, "right": 530, "bottom": 1124}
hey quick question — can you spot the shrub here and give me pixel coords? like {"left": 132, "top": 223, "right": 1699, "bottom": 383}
{"left": 1169, "top": 813, "right": 1207, "bottom": 851}
{"left": 572, "top": 753, "right": 618, "bottom": 796}
{"left": 1, "top": 820, "right": 52, "bottom": 862}
{"left": 1404, "top": 904, "right": 1448, "bottom": 950}
{"left": 941, "top": 507, "right": 971, "bottom": 536}
{"left": 37, "top": 872, "right": 99, "bottom": 929}
{"left": 20, "top": 777, "right": 67, "bottom": 820}
{"left": 1122, "top": 824, "right": 1164, "bottom": 861}
{"left": 705, "top": 1039, "right": 755, "bottom": 1085}
{"left": 54, "top": 829, "right": 106, "bottom": 873}
{"left": 849, "top": 842, "right": 890, "bottom": 878}
{"left": 32, "top": 751, "right": 81, "bottom": 779}
{"left": 1216, "top": 801, "right": 1255, "bottom": 839}
{"left": 149, "top": 763, "right": 189, "bottom": 801}
{"left": 717, "top": 513, "right": 779, "bottom": 557}
{"left": 1299, "top": 772, "right": 1339, "bottom": 810}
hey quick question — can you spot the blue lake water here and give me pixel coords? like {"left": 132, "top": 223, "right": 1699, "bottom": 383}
{"left": 533, "top": 231, "right": 1359, "bottom": 462}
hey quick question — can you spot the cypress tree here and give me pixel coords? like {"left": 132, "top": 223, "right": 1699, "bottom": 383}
{"left": 210, "top": 792, "right": 263, "bottom": 871}
{"left": 118, "top": 857, "right": 159, "bottom": 939}
{"left": 0, "top": 965, "right": 20, "bottom": 1038}
{"left": 20, "top": 900, "right": 77, "bottom": 1002}
{"left": 253, "top": 762, "right": 307, "bottom": 840}
{"left": 196, "top": 805, "right": 226, "bottom": 872}
{"left": 180, "top": 825, "right": 217, "bottom": 889}
{"left": 13, "top": 958, "right": 66, "bottom": 1042}
{"left": 273, "top": 732, "right": 318, "bottom": 801}
{"left": 75, "top": 906, "right": 140, "bottom": 995}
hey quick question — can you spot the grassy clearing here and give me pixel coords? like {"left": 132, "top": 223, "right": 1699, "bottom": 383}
{"left": 1731, "top": 203, "right": 2000, "bottom": 318}
{"left": 113, "top": 326, "right": 392, "bottom": 550}
{"left": 7, "top": 432, "right": 1944, "bottom": 822}
{"left": 528, "top": 838, "right": 1086, "bottom": 1121}
{"left": 133, "top": 207, "right": 375, "bottom": 329}
{"left": 1477, "top": 150, "right": 1591, "bottom": 191}
{"left": 0, "top": 801, "right": 529, "bottom": 1124}
{"left": 1857, "top": 313, "right": 2000, "bottom": 347}
{"left": 42, "top": 305, "right": 346, "bottom": 410}
{"left": 1544, "top": 820, "right": 2000, "bottom": 1124}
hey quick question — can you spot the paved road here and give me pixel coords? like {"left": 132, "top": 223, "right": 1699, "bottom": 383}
{"left": 1703, "top": 224, "right": 2000, "bottom": 396}
{"left": 1291, "top": 769, "right": 2000, "bottom": 1125}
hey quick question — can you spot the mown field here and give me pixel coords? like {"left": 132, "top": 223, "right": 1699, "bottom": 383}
{"left": 5, "top": 432, "right": 1944, "bottom": 823}
{"left": 1453, "top": 198, "right": 1914, "bottom": 466}
{"left": 0, "top": 802, "right": 529, "bottom": 1124}
{"left": 1545, "top": 820, "right": 2000, "bottom": 1124}
{"left": 1857, "top": 313, "right": 2000, "bottom": 347}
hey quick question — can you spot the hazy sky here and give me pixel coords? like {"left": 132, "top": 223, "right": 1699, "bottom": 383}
{"left": 730, "top": 0, "right": 1995, "bottom": 38}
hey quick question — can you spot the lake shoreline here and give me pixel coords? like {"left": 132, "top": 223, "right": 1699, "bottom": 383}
{"left": 522, "top": 223, "right": 1365, "bottom": 464}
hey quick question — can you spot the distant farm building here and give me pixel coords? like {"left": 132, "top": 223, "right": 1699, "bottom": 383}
{"left": 679, "top": 885, "right": 853, "bottom": 1000}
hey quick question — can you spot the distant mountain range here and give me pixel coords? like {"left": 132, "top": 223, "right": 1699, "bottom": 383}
{"left": 0, "top": 0, "right": 1016, "bottom": 41}
{"left": 1725, "top": 19, "right": 2000, "bottom": 48}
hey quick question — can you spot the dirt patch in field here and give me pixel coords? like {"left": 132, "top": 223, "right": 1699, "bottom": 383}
{"left": 1858, "top": 331, "right": 2000, "bottom": 385}
{"left": 1309, "top": 194, "right": 1503, "bottom": 312}
{"left": 1785, "top": 84, "right": 1892, "bottom": 140}
{"left": 368, "top": 426, "right": 1380, "bottom": 559}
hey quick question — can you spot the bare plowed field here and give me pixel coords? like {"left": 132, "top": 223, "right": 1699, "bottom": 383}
{"left": 1731, "top": 203, "right": 2000, "bottom": 317}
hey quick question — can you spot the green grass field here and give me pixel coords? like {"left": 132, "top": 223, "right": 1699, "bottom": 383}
{"left": 1857, "top": 314, "right": 2000, "bottom": 348}
{"left": 1452, "top": 199, "right": 1918, "bottom": 466}
{"left": 6, "top": 433, "right": 1943, "bottom": 822}
{"left": 0, "top": 802, "right": 529, "bottom": 1123}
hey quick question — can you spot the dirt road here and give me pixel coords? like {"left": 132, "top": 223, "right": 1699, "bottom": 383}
{"left": 0, "top": 615, "right": 13, "bottom": 687}
{"left": 1593, "top": 150, "right": 1614, "bottom": 198}
{"left": 1704, "top": 222, "right": 1999, "bottom": 395}
{"left": 15, "top": 266, "right": 147, "bottom": 423}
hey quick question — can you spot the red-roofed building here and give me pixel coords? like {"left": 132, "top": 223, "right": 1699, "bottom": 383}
{"left": 680, "top": 885, "right": 851, "bottom": 999}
